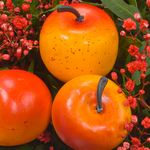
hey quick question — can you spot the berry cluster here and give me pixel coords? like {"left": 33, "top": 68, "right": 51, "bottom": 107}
{"left": 0, "top": 0, "right": 64, "bottom": 68}
{"left": 111, "top": 1, "right": 150, "bottom": 149}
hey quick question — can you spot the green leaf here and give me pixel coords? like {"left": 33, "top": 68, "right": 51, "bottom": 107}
{"left": 101, "top": 0, "right": 142, "bottom": 20}
{"left": 82, "top": 1, "right": 104, "bottom": 8}
{"left": 35, "top": 144, "right": 49, "bottom": 150}
{"left": 29, "top": 0, "right": 37, "bottom": 16}
{"left": 146, "top": 68, "right": 150, "bottom": 76}
{"left": 38, "top": 4, "right": 62, "bottom": 18}
{"left": 139, "top": 41, "right": 146, "bottom": 53}
{"left": 142, "top": 108, "right": 150, "bottom": 117}
{"left": 124, "top": 54, "right": 131, "bottom": 73}
{"left": 133, "top": 70, "right": 141, "bottom": 85}
{"left": 28, "top": 60, "right": 34, "bottom": 73}
{"left": 13, "top": 0, "right": 24, "bottom": 4}
{"left": 0, "top": 67, "right": 9, "bottom": 71}
{"left": 137, "top": 0, "right": 147, "bottom": 15}
{"left": 117, "top": 37, "right": 142, "bottom": 60}
{"left": 128, "top": 0, "right": 137, "bottom": 7}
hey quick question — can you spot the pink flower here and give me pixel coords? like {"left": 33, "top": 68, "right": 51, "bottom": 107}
{"left": 12, "top": 16, "right": 28, "bottom": 29}
{"left": 128, "top": 45, "right": 139, "bottom": 56}
{"left": 117, "top": 147, "right": 126, "bottom": 150}
{"left": 125, "top": 79, "right": 135, "bottom": 91}
{"left": 123, "top": 141, "right": 130, "bottom": 149}
{"left": 124, "top": 96, "right": 137, "bottom": 109}
{"left": 126, "top": 61, "right": 139, "bottom": 74}
{"left": 125, "top": 122, "right": 134, "bottom": 131}
{"left": 122, "top": 18, "right": 136, "bottom": 31}
{"left": 138, "top": 60, "right": 147, "bottom": 72}
{"left": 141, "top": 117, "right": 150, "bottom": 129}
{"left": 131, "top": 137, "right": 141, "bottom": 147}
{"left": 139, "top": 20, "right": 149, "bottom": 31}
{"left": 21, "top": 3, "right": 30, "bottom": 12}
{"left": 6, "top": 0, "right": 14, "bottom": 12}
{"left": 37, "top": 130, "right": 51, "bottom": 143}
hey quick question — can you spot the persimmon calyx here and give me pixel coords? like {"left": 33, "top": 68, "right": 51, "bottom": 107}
{"left": 97, "top": 76, "right": 108, "bottom": 113}
{"left": 57, "top": 5, "right": 84, "bottom": 22}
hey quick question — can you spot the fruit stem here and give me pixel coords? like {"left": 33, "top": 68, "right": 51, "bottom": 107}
{"left": 57, "top": 5, "right": 84, "bottom": 22}
{"left": 97, "top": 76, "right": 108, "bottom": 113}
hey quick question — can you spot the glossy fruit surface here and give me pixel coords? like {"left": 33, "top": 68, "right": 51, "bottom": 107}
{"left": 39, "top": 3, "right": 119, "bottom": 82}
{"left": 0, "top": 69, "right": 52, "bottom": 146}
{"left": 52, "top": 75, "right": 131, "bottom": 150}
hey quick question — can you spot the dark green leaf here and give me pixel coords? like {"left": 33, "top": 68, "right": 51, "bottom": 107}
{"left": 101, "top": 0, "right": 142, "bottom": 20}
{"left": 146, "top": 68, "right": 150, "bottom": 76}
{"left": 137, "top": 0, "right": 147, "bottom": 15}
{"left": 13, "top": 0, "right": 24, "bottom": 4}
{"left": 35, "top": 144, "right": 48, "bottom": 150}
{"left": 124, "top": 54, "right": 131, "bottom": 73}
{"left": 143, "top": 84, "right": 150, "bottom": 101}
{"left": 0, "top": 67, "right": 9, "bottom": 71}
{"left": 29, "top": 0, "right": 37, "bottom": 16}
{"left": 142, "top": 108, "right": 150, "bottom": 117}
{"left": 28, "top": 60, "right": 34, "bottom": 73}
{"left": 139, "top": 41, "right": 146, "bottom": 53}
{"left": 133, "top": 70, "right": 141, "bottom": 85}
{"left": 128, "top": 0, "right": 137, "bottom": 7}
{"left": 82, "top": 1, "right": 104, "bottom": 8}
{"left": 117, "top": 37, "right": 142, "bottom": 60}
{"left": 38, "top": 4, "right": 62, "bottom": 18}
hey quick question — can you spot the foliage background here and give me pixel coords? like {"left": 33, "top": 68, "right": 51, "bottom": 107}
{"left": 1, "top": 0, "right": 150, "bottom": 149}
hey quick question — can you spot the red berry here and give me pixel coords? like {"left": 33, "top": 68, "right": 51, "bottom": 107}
{"left": 120, "top": 30, "right": 126, "bottom": 37}
{"left": 44, "top": 5, "right": 49, "bottom": 9}
{"left": 16, "top": 47, "right": 22, "bottom": 55}
{"left": 14, "top": 7, "right": 21, "bottom": 13}
{"left": 120, "top": 68, "right": 125, "bottom": 74}
{"left": 131, "top": 115, "right": 138, "bottom": 125}
{"left": 23, "top": 49, "right": 29, "bottom": 55}
{"left": 9, "top": 31, "right": 14, "bottom": 37}
{"left": 147, "top": 137, "right": 150, "bottom": 143}
{"left": 2, "top": 54, "right": 10, "bottom": 60}
{"left": 134, "top": 13, "right": 141, "bottom": 22}
{"left": 2, "top": 14, "right": 8, "bottom": 22}
{"left": 0, "top": 30, "right": 3, "bottom": 36}
{"left": 26, "top": 14, "right": 32, "bottom": 20}
{"left": 0, "top": 1, "right": 5, "bottom": 10}
{"left": 14, "top": 43, "right": 19, "bottom": 48}
{"left": 39, "top": 5, "right": 43, "bottom": 8}
{"left": 21, "top": 3, "right": 30, "bottom": 12}
{"left": 34, "top": 40, "right": 38, "bottom": 45}
{"left": 146, "top": 0, "right": 150, "bottom": 8}
{"left": 118, "top": 89, "right": 123, "bottom": 93}
{"left": 17, "top": 30, "right": 22, "bottom": 36}
{"left": 1, "top": 23, "right": 8, "bottom": 31}
{"left": 123, "top": 142, "right": 130, "bottom": 149}
{"left": 111, "top": 72, "right": 118, "bottom": 81}
{"left": 140, "top": 73, "right": 146, "bottom": 79}
{"left": 28, "top": 21, "right": 32, "bottom": 25}
{"left": 139, "top": 89, "right": 145, "bottom": 95}
{"left": 8, "top": 26, "right": 13, "bottom": 32}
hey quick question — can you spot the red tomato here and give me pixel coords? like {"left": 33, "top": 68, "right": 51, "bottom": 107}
{"left": 39, "top": 4, "right": 119, "bottom": 82}
{"left": 52, "top": 75, "right": 131, "bottom": 150}
{"left": 0, "top": 69, "right": 52, "bottom": 146}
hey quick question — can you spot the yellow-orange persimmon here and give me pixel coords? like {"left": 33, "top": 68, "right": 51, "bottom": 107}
{"left": 39, "top": 4, "right": 119, "bottom": 82}
{"left": 0, "top": 69, "right": 52, "bottom": 146}
{"left": 52, "top": 75, "right": 131, "bottom": 150}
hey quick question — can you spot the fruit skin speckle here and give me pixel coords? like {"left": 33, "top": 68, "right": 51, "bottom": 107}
{"left": 39, "top": 3, "right": 119, "bottom": 82}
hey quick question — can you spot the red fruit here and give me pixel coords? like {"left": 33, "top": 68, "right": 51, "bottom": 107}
{"left": 0, "top": 69, "right": 52, "bottom": 146}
